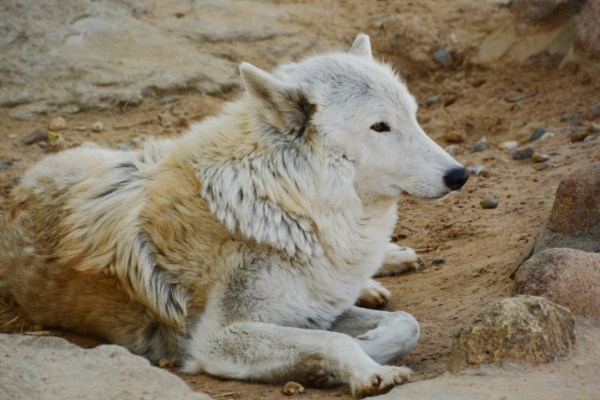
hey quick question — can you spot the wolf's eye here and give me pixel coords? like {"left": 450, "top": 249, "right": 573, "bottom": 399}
{"left": 370, "top": 122, "right": 390, "bottom": 132}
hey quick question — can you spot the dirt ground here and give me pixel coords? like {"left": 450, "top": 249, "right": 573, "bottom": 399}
{"left": 1, "top": 0, "right": 600, "bottom": 399}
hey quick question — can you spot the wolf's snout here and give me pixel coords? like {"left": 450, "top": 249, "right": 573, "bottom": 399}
{"left": 443, "top": 167, "right": 469, "bottom": 191}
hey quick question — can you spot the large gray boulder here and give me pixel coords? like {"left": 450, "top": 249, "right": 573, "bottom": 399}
{"left": 0, "top": 334, "right": 212, "bottom": 400}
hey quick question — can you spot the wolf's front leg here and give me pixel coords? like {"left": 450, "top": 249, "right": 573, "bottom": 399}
{"left": 184, "top": 320, "right": 410, "bottom": 398}
{"left": 374, "top": 243, "right": 421, "bottom": 277}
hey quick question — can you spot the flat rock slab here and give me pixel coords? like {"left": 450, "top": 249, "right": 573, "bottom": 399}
{"left": 0, "top": 334, "right": 212, "bottom": 400}
{"left": 381, "top": 317, "right": 600, "bottom": 400}
{"left": 0, "top": 0, "right": 329, "bottom": 120}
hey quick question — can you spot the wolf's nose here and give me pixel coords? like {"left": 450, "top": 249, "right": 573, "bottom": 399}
{"left": 443, "top": 167, "right": 469, "bottom": 191}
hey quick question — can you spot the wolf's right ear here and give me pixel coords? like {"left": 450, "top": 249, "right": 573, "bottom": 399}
{"left": 239, "top": 62, "right": 315, "bottom": 139}
{"left": 349, "top": 34, "right": 372, "bottom": 59}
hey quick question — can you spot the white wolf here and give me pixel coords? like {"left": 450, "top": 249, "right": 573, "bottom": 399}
{"left": 0, "top": 34, "right": 468, "bottom": 398}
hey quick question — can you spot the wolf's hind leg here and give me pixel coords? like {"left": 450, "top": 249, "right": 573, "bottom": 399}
{"left": 331, "top": 306, "right": 419, "bottom": 365}
{"left": 184, "top": 321, "right": 410, "bottom": 398}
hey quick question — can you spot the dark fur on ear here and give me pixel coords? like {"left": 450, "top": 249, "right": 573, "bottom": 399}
{"left": 240, "top": 62, "right": 316, "bottom": 140}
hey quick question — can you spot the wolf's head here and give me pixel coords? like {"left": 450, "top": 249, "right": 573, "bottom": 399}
{"left": 239, "top": 34, "right": 468, "bottom": 199}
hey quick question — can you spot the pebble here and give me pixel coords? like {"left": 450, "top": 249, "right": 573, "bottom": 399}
{"left": 283, "top": 381, "right": 305, "bottom": 396}
{"left": 23, "top": 129, "right": 48, "bottom": 145}
{"left": 561, "top": 113, "right": 579, "bottom": 122}
{"left": 529, "top": 127, "right": 546, "bottom": 142}
{"left": 532, "top": 153, "right": 549, "bottom": 163}
{"left": 119, "top": 144, "right": 133, "bottom": 152}
{"left": 91, "top": 121, "right": 105, "bottom": 132}
{"left": 445, "top": 144, "right": 461, "bottom": 156}
{"left": 444, "top": 132, "right": 465, "bottom": 144}
{"left": 0, "top": 160, "right": 13, "bottom": 171}
{"left": 426, "top": 95, "right": 442, "bottom": 105}
{"left": 591, "top": 123, "right": 600, "bottom": 133}
{"left": 510, "top": 146, "right": 535, "bottom": 160}
{"left": 38, "top": 141, "right": 48, "bottom": 149}
{"left": 434, "top": 48, "right": 454, "bottom": 68}
{"left": 432, "top": 256, "right": 446, "bottom": 265}
{"left": 48, "top": 116, "right": 67, "bottom": 131}
{"left": 480, "top": 197, "right": 499, "bottom": 209}
{"left": 9, "top": 134, "right": 17, "bottom": 139}
{"left": 501, "top": 140, "right": 519, "bottom": 150}
{"left": 472, "top": 137, "right": 488, "bottom": 153}
{"left": 12, "top": 176, "right": 21, "bottom": 185}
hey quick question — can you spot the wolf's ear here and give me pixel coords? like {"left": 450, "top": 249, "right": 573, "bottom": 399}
{"left": 239, "top": 62, "right": 315, "bottom": 139}
{"left": 349, "top": 34, "right": 372, "bottom": 59}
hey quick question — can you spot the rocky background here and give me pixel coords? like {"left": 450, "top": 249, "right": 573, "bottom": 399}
{"left": 1, "top": 0, "right": 600, "bottom": 399}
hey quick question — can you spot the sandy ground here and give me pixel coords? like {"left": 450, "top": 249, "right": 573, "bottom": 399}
{"left": 1, "top": 0, "right": 600, "bottom": 399}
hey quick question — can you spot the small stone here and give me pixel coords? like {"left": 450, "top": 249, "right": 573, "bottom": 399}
{"left": 591, "top": 123, "right": 600, "bottom": 133}
{"left": 8, "top": 134, "right": 17, "bottom": 139}
{"left": 501, "top": 140, "right": 519, "bottom": 150}
{"left": 426, "top": 95, "right": 442, "bottom": 105}
{"left": 12, "top": 176, "right": 21, "bottom": 185}
{"left": 472, "top": 137, "right": 488, "bottom": 153}
{"left": 515, "top": 248, "right": 600, "bottom": 318}
{"left": 569, "top": 130, "right": 589, "bottom": 143}
{"left": 434, "top": 48, "right": 454, "bottom": 68}
{"left": 529, "top": 127, "right": 546, "bottom": 142}
{"left": 119, "top": 145, "right": 133, "bottom": 152}
{"left": 560, "top": 113, "right": 579, "bottom": 122}
{"left": 533, "top": 163, "right": 549, "bottom": 171}
{"left": 539, "top": 131, "right": 555, "bottom": 141}
{"left": 445, "top": 144, "right": 461, "bottom": 156}
{"left": 48, "top": 116, "right": 67, "bottom": 131}
{"left": 91, "top": 121, "right": 105, "bottom": 132}
{"left": 444, "top": 132, "right": 465, "bottom": 144}
{"left": 510, "top": 146, "right": 534, "bottom": 160}
{"left": 38, "top": 141, "right": 48, "bottom": 149}
{"left": 480, "top": 198, "right": 499, "bottom": 209}
{"left": 458, "top": 296, "right": 575, "bottom": 365}
{"left": 283, "top": 381, "right": 305, "bottom": 396}
{"left": 432, "top": 256, "right": 446, "bottom": 265}
{"left": 23, "top": 129, "right": 48, "bottom": 145}
{"left": 0, "top": 160, "right": 13, "bottom": 171}
{"left": 532, "top": 153, "right": 549, "bottom": 163}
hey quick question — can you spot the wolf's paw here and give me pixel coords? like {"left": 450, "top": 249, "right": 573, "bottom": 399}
{"left": 352, "top": 365, "right": 412, "bottom": 399}
{"left": 374, "top": 244, "right": 422, "bottom": 278}
{"left": 355, "top": 279, "right": 390, "bottom": 309}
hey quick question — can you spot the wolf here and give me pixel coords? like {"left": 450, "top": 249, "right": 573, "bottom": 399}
{"left": 0, "top": 34, "right": 468, "bottom": 398}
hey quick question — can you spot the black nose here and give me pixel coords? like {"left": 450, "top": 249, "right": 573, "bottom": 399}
{"left": 443, "top": 167, "right": 469, "bottom": 191}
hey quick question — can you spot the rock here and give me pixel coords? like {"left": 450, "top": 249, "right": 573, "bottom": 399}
{"left": 8, "top": 134, "right": 17, "bottom": 139}
{"left": 530, "top": 127, "right": 546, "bottom": 142}
{"left": 575, "top": 0, "right": 600, "bottom": 60}
{"left": 434, "top": 48, "right": 454, "bottom": 68}
{"left": 472, "top": 137, "right": 488, "bottom": 153}
{"left": 457, "top": 296, "right": 575, "bottom": 365}
{"left": 91, "top": 121, "right": 105, "bottom": 132}
{"left": 0, "top": 334, "right": 212, "bottom": 400}
{"left": 511, "top": 146, "right": 535, "bottom": 160}
{"left": 23, "top": 129, "right": 48, "bottom": 145}
{"left": 444, "top": 132, "right": 466, "bottom": 144}
{"left": 432, "top": 256, "right": 446, "bottom": 265}
{"left": 480, "top": 198, "right": 499, "bottom": 209}
{"left": 426, "top": 95, "right": 442, "bottom": 105}
{"left": 569, "top": 129, "right": 589, "bottom": 142}
{"left": 514, "top": 248, "right": 600, "bottom": 318}
{"left": 445, "top": 144, "right": 461, "bottom": 156}
{"left": 510, "top": 0, "right": 584, "bottom": 22}
{"left": 501, "top": 140, "right": 519, "bottom": 150}
{"left": 591, "top": 123, "right": 600, "bottom": 133}
{"left": 283, "top": 381, "right": 305, "bottom": 396}
{"left": 532, "top": 152, "right": 550, "bottom": 163}
{"left": 560, "top": 113, "right": 579, "bottom": 122}
{"left": 38, "top": 141, "right": 48, "bottom": 149}
{"left": 12, "top": 177, "right": 21, "bottom": 185}
{"left": 534, "top": 162, "right": 600, "bottom": 253}
{"left": 0, "top": 160, "right": 13, "bottom": 171}
{"left": 48, "top": 116, "right": 67, "bottom": 131}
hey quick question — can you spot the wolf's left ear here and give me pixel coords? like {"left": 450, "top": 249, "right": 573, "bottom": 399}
{"left": 239, "top": 62, "right": 315, "bottom": 139}
{"left": 349, "top": 34, "right": 372, "bottom": 59}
